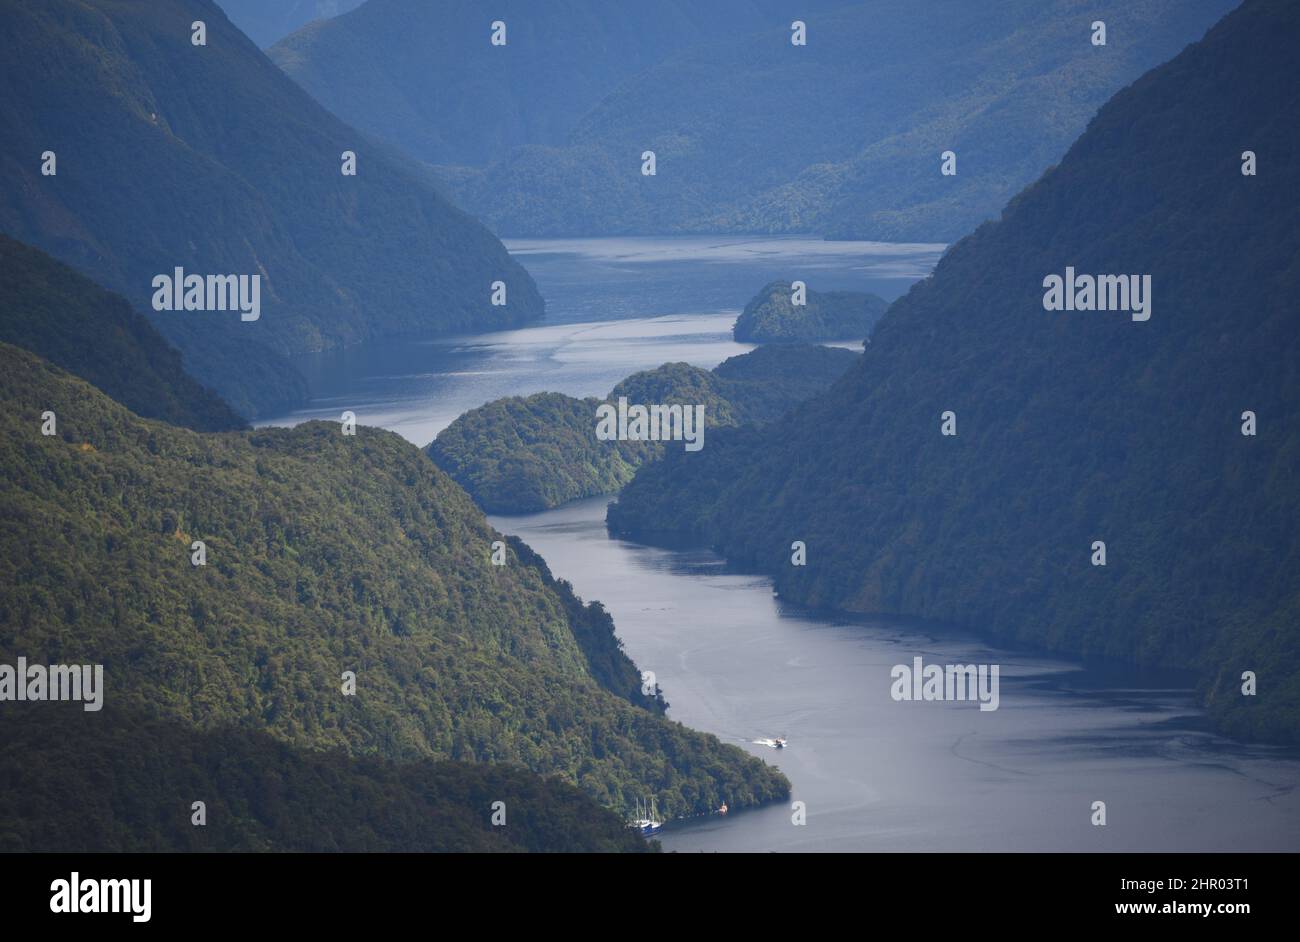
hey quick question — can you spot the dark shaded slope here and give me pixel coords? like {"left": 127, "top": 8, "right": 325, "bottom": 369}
{"left": 0, "top": 704, "right": 653, "bottom": 852}
{"left": 0, "top": 235, "right": 245, "bottom": 432}
{"left": 0, "top": 0, "right": 542, "bottom": 416}
{"left": 609, "top": 0, "right": 1300, "bottom": 742}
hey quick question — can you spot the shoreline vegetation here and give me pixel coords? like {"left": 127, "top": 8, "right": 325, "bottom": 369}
{"left": 429, "top": 344, "right": 859, "bottom": 514}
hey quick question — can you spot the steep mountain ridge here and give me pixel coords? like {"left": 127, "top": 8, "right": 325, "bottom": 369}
{"left": 0, "top": 0, "right": 543, "bottom": 417}
{"left": 608, "top": 0, "right": 1300, "bottom": 742}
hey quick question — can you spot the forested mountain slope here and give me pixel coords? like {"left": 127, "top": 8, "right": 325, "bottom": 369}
{"left": 609, "top": 0, "right": 1300, "bottom": 743}
{"left": 0, "top": 704, "right": 652, "bottom": 852}
{"left": 0, "top": 343, "right": 788, "bottom": 818}
{"left": 414, "top": 0, "right": 1235, "bottom": 239}
{"left": 0, "top": 0, "right": 542, "bottom": 417}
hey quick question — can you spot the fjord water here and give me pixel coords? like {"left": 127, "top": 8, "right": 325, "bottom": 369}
{"left": 261, "top": 236, "right": 941, "bottom": 445}
{"left": 494, "top": 498, "right": 1300, "bottom": 852}
{"left": 265, "top": 236, "right": 1300, "bottom": 852}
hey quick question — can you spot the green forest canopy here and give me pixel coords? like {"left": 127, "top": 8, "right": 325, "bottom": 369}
{"left": 0, "top": 343, "right": 789, "bottom": 834}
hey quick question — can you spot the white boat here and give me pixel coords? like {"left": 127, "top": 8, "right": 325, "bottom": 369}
{"left": 628, "top": 796, "right": 663, "bottom": 835}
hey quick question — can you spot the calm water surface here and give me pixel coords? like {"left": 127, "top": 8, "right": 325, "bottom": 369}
{"left": 493, "top": 498, "right": 1300, "bottom": 853}
{"left": 259, "top": 236, "right": 941, "bottom": 444}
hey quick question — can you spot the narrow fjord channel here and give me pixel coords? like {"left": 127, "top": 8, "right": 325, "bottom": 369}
{"left": 263, "top": 236, "right": 1300, "bottom": 852}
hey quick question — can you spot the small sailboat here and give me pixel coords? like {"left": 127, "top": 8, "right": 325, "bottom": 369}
{"left": 718, "top": 801, "right": 729, "bottom": 816}
{"left": 628, "top": 796, "right": 663, "bottom": 836}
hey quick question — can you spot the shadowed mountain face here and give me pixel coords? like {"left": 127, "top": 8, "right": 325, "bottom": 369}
{"left": 273, "top": 0, "right": 1236, "bottom": 239}
{"left": 0, "top": 341, "right": 788, "bottom": 819}
{"left": 0, "top": 235, "right": 246, "bottom": 432}
{"left": 271, "top": 0, "right": 845, "bottom": 169}
{"left": 0, "top": 0, "right": 543, "bottom": 418}
{"left": 216, "top": 0, "right": 363, "bottom": 48}
{"left": 608, "top": 0, "right": 1300, "bottom": 743}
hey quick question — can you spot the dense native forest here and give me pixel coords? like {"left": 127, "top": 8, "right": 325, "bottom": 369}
{"left": 0, "top": 340, "right": 788, "bottom": 841}
{"left": 733, "top": 281, "right": 888, "bottom": 343}
{"left": 429, "top": 345, "right": 858, "bottom": 513}
{"left": 0, "top": 0, "right": 543, "bottom": 417}
{"left": 609, "top": 0, "right": 1300, "bottom": 744}
{"left": 272, "top": 0, "right": 1235, "bottom": 241}
{"left": 0, "top": 704, "right": 653, "bottom": 853}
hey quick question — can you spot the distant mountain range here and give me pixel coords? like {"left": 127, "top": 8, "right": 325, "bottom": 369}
{"left": 272, "top": 0, "right": 1236, "bottom": 241}
{"left": 608, "top": 0, "right": 1300, "bottom": 744}
{"left": 0, "top": 0, "right": 543, "bottom": 418}
{"left": 271, "top": 0, "right": 845, "bottom": 169}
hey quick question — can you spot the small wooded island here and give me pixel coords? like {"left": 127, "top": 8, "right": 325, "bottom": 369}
{"left": 732, "top": 280, "right": 889, "bottom": 343}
